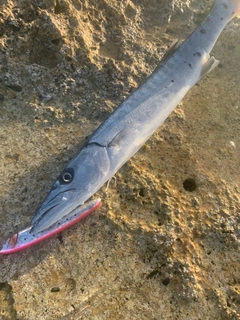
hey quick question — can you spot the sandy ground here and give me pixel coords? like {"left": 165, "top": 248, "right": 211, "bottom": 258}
{"left": 0, "top": 0, "right": 240, "bottom": 319}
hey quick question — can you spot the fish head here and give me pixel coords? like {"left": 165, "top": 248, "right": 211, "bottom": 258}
{"left": 30, "top": 166, "right": 91, "bottom": 234}
{"left": 30, "top": 144, "right": 110, "bottom": 234}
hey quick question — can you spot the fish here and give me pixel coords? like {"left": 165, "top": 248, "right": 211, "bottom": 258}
{"left": 0, "top": 0, "right": 239, "bottom": 254}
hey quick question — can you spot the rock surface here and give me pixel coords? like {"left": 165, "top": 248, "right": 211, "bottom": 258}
{"left": 0, "top": 0, "right": 240, "bottom": 319}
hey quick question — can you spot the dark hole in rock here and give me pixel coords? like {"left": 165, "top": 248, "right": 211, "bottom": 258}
{"left": 51, "top": 38, "right": 61, "bottom": 45}
{"left": 7, "top": 85, "right": 22, "bottom": 92}
{"left": 55, "top": 1, "right": 67, "bottom": 14}
{"left": 146, "top": 270, "right": 160, "bottom": 279}
{"left": 183, "top": 178, "right": 197, "bottom": 192}
{"left": 0, "top": 282, "right": 13, "bottom": 292}
{"left": 0, "top": 282, "right": 8, "bottom": 290}
{"left": 162, "top": 278, "right": 170, "bottom": 286}
{"left": 139, "top": 187, "right": 147, "bottom": 197}
{"left": 51, "top": 287, "right": 60, "bottom": 292}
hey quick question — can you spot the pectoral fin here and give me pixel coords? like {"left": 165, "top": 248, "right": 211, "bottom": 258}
{"left": 200, "top": 55, "right": 219, "bottom": 79}
{"left": 108, "top": 127, "right": 133, "bottom": 150}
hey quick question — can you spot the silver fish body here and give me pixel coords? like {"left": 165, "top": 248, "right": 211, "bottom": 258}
{"left": 28, "top": 0, "right": 240, "bottom": 234}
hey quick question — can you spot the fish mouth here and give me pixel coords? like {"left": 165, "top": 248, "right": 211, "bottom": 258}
{"left": 30, "top": 189, "right": 81, "bottom": 234}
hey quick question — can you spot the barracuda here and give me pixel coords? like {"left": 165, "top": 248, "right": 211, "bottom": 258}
{"left": 1, "top": 0, "right": 239, "bottom": 254}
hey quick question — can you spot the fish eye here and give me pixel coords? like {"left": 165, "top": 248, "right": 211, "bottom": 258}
{"left": 61, "top": 171, "right": 73, "bottom": 183}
